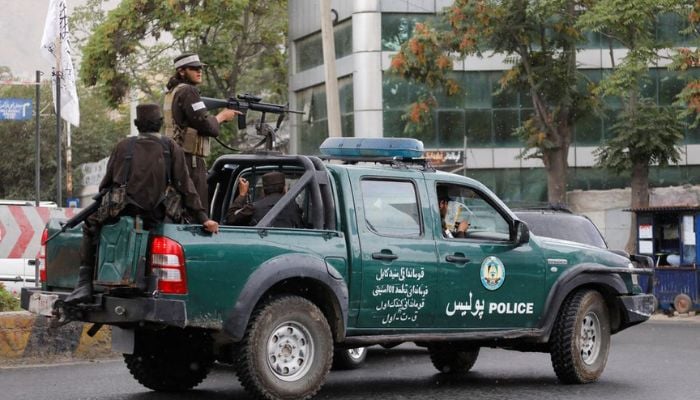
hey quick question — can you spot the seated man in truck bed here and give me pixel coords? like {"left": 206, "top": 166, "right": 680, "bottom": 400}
{"left": 65, "top": 104, "right": 219, "bottom": 304}
{"left": 225, "top": 171, "right": 303, "bottom": 228}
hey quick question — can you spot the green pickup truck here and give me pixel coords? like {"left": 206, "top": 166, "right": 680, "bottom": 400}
{"left": 22, "top": 138, "right": 654, "bottom": 400}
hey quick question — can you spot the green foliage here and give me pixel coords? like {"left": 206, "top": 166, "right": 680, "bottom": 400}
{"left": 77, "top": 0, "right": 288, "bottom": 107}
{"left": 0, "top": 284, "right": 21, "bottom": 312}
{"left": 594, "top": 99, "right": 684, "bottom": 173}
{"left": 579, "top": 0, "right": 687, "bottom": 191}
{"left": 0, "top": 70, "right": 127, "bottom": 202}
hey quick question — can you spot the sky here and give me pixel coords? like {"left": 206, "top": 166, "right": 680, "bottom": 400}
{"left": 0, "top": 0, "right": 119, "bottom": 81}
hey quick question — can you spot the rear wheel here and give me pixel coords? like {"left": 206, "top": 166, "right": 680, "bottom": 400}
{"left": 550, "top": 290, "right": 611, "bottom": 384}
{"left": 236, "top": 295, "right": 333, "bottom": 400}
{"left": 332, "top": 347, "right": 367, "bottom": 370}
{"left": 428, "top": 344, "right": 479, "bottom": 374}
{"left": 124, "top": 328, "right": 214, "bottom": 391}
{"left": 673, "top": 293, "right": 692, "bottom": 314}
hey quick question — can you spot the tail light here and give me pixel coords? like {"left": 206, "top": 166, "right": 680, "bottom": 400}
{"left": 149, "top": 236, "right": 187, "bottom": 294}
{"left": 38, "top": 228, "right": 48, "bottom": 284}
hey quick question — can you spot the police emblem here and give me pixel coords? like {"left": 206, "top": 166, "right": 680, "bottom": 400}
{"left": 480, "top": 256, "right": 505, "bottom": 290}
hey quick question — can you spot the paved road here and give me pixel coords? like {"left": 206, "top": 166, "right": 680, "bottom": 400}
{"left": 1, "top": 319, "right": 698, "bottom": 400}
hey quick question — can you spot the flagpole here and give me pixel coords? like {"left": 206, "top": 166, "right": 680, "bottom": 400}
{"left": 55, "top": 29, "right": 63, "bottom": 206}
{"left": 35, "top": 70, "right": 42, "bottom": 207}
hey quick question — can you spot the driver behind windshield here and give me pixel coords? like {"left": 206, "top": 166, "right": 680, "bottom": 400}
{"left": 437, "top": 185, "right": 469, "bottom": 238}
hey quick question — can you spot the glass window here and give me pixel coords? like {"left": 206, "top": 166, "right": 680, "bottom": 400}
{"left": 658, "top": 69, "right": 685, "bottom": 106}
{"left": 465, "top": 109, "right": 493, "bottom": 147}
{"left": 491, "top": 72, "right": 519, "bottom": 108}
{"left": 574, "top": 113, "right": 603, "bottom": 146}
{"left": 437, "top": 110, "right": 465, "bottom": 147}
{"left": 463, "top": 72, "right": 492, "bottom": 108}
{"left": 361, "top": 179, "right": 421, "bottom": 237}
{"left": 436, "top": 183, "right": 510, "bottom": 241}
{"left": 295, "top": 19, "right": 353, "bottom": 72}
{"left": 493, "top": 109, "right": 520, "bottom": 147}
{"left": 381, "top": 13, "right": 431, "bottom": 51}
{"left": 656, "top": 12, "right": 692, "bottom": 46}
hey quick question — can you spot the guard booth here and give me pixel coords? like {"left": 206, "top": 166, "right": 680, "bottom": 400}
{"left": 629, "top": 206, "right": 700, "bottom": 314}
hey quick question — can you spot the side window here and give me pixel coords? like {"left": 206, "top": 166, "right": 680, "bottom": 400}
{"left": 361, "top": 179, "right": 421, "bottom": 237}
{"left": 437, "top": 183, "right": 510, "bottom": 241}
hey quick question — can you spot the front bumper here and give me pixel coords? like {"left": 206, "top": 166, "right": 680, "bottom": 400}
{"left": 618, "top": 293, "right": 655, "bottom": 329}
{"left": 21, "top": 287, "right": 186, "bottom": 327}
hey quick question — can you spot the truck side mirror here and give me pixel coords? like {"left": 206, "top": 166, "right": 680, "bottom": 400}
{"left": 515, "top": 220, "right": 530, "bottom": 245}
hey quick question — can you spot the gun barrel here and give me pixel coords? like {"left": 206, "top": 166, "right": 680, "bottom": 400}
{"left": 201, "top": 97, "right": 230, "bottom": 110}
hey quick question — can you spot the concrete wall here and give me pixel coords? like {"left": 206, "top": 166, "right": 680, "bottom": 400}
{"left": 0, "top": 311, "right": 114, "bottom": 365}
{"left": 568, "top": 185, "right": 700, "bottom": 251}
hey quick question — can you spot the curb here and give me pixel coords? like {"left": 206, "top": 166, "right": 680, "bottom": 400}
{"left": 0, "top": 311, "right": 115, "bottom": 365}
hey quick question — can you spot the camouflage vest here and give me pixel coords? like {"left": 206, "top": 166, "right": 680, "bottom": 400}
{"left": 163, "top": 83, "right": 210, "bottom": 157}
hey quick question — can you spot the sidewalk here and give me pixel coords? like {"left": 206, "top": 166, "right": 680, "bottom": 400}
{"left": 649, "top": 311, "right": 700, "bottom": 323}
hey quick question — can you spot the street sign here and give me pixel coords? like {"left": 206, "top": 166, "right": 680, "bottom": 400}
{"left": 0, "top": 98, "right": 33, "bottom": 121}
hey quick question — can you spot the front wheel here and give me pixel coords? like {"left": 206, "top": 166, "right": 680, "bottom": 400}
{"left": 332, "top": 347, "right": 367, "bottom": 370}
{"left": 428, "top": 344, "right": 479, "bottom": 374}
{"left": 550, "top": 290, "right": 611, "bottom": 384}
{"left": 236, "top": 295, "right": 333, "bottom": 400}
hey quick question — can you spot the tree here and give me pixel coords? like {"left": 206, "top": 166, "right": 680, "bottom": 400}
{"left": 77, "top": 0, "right": 287, "bottom": 106}
{"left": 0, "top": 69, "right": 127, "bottom": 202}
{"left": 578, "top": 0, "right": 686, "bottom": 252}
{"left": 391, "top": 0, "right": 590, "bottom": 205}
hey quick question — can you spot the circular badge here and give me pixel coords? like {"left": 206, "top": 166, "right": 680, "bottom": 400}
{"left": 480, "top": 256, "right": 505, "bottom": 291}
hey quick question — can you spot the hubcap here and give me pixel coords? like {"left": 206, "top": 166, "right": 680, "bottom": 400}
{"left": 266, "top": 321, "right": 314, "bottom": 381}
{"left": 347, "top": 347, "right": 366, "bottom": 360}
{"left": 579, "top": 311, "right": 601, "bottom": 365}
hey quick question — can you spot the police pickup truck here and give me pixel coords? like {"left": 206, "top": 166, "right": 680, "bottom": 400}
{"left": 22, "top": 138, "right": 654, "bottom": 400}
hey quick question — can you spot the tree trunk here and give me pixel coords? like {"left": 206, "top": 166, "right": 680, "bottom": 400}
{"left": 625, "top": 161, "right": 650, "bottom": 253}
{"left": 543, "top": 143, "right": 569, "bottom": 206}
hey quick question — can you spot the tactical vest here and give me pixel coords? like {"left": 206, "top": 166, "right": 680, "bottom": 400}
{"left": 163, "top": 83, "right": 211, "bottom": 157}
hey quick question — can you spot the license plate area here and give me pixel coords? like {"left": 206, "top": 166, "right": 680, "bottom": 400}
{"left": 28, "top": 293, "right": 59, "bottom": 317}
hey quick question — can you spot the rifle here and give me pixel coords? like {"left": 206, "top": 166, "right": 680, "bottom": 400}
{"left": 202, "top": 94, "right": 304, "bottom": 130}
{"left": 45, "top": 188, "right": 109, "bottom": 243}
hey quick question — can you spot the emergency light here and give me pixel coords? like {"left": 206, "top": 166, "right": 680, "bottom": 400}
{"left": 319, "top": 137, "right": 424, "bottom": 159}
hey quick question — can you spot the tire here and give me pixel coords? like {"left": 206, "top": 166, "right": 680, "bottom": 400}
{"left": 428, "top": 344, "right": 480, "bottom": 374}
{"left": 332, "top": 347, "right": 367, "bottom": 370}
{"left": 550, "top": 290, "right": 611, "bottom": 384}
{"left": 236, "top": 295, "right": 333, "bottom": 400}
{"left": 124, "top": 328, "right": 214, "bottom": 391}
{"left": 673, "top": 293, "right": 693, "bottom": 314}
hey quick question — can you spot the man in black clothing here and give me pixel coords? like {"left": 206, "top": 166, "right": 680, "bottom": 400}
{"left": 225, "top": 171, "right": 303, "bottom": 228}
{"left": 65, "top": 104, "right": 219, "bottom": 304}
{"left": 163, "top": 53, "right": 240, "bottom": 212}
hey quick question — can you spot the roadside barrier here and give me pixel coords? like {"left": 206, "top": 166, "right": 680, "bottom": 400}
{"left": 0, "top": 311, "right": 114, "bottom": 365}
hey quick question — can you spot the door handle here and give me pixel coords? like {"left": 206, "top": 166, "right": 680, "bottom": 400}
{"left": 445, "top": 254, "right": 470, "bottom": 264}
{"left": 372, "top": 251, "right": 398, "bottom": 261}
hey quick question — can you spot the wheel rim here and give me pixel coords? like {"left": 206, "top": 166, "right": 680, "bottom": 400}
{"left": 579, "top": 311, "right": 601, "bottom": 365}
{"left": 266, "top": 321, "right": 314, "bottom": 382}
{"left": 348, "top": 347, "right": 366, "bottom": 360}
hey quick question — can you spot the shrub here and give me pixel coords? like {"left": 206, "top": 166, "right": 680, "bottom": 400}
{"left": 0, "top": 283, "right": 21, "bottom": 312}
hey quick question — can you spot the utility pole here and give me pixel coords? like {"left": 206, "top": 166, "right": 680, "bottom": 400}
{"left": 319, "top": 0, "right": 341, "bottom": 137}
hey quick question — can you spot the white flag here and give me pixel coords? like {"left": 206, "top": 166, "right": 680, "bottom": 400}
{"left": 40, "top": 0, "right": 80, "bottom": 127}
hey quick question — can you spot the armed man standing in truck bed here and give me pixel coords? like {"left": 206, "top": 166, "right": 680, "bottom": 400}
{"left": 64, "top": 104, "right": 219, "bottom": 304}
{"left": 163, "top": 53, "right": 240, "bottom": 213}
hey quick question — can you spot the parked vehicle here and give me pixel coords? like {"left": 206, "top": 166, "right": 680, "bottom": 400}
{"left": 23, "top": 138, "right": 654, "bottom": 400}
{"left": 514, "top": 208, "right": 608, "bottom": 249}
{"left": 0, "top": 258, "right": 37, "bottom": 297}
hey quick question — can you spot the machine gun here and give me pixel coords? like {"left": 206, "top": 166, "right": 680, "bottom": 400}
{"left": 202, "top": 94, "right": 304, "bottom": 150}
{"left": 45, "top": 188, "right": 109, "bottom": 243}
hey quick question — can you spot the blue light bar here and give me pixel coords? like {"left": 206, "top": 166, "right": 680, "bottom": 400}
{"left": 319, "top": 138, "right": 424, "bottom": 159}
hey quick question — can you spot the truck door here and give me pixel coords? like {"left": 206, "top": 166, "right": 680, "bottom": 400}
{"left": 353, "top": 174, "right": 439, "bottom": 328}
{"left": 432, "top": 182, "right": 546, "bottom": 329}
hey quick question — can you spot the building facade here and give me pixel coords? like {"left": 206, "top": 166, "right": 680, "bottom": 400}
{"left": 288, "top": 0, "right": 700, "bottom": 207}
